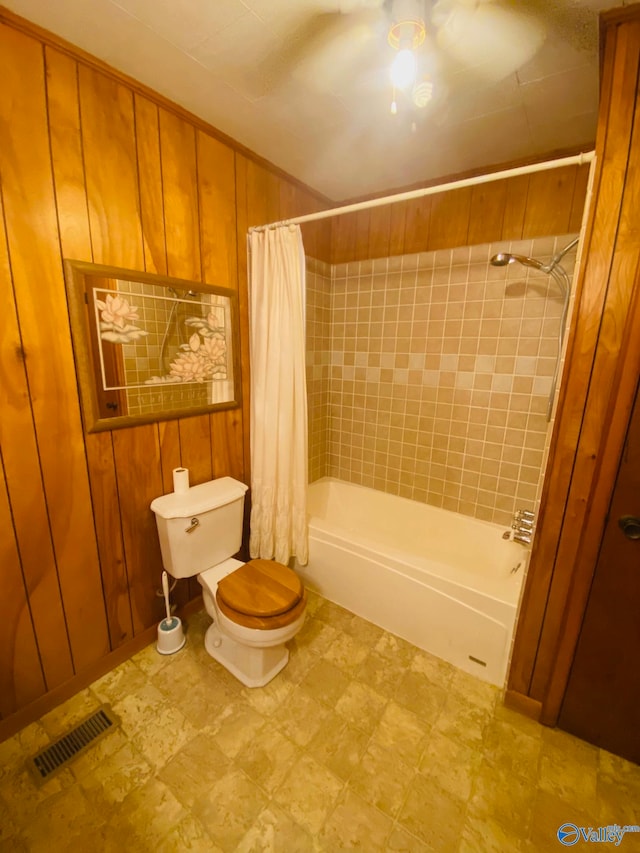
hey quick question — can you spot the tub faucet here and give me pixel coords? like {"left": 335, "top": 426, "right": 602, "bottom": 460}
{"left": 513, "top": 530, "right": 532, "bottom": 545}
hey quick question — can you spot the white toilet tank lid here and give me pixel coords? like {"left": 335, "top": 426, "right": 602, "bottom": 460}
{"left": 150, "top": 477, "right": 248, "bottom": 519}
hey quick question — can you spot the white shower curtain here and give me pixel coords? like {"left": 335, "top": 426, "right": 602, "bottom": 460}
{"left": 249, "top": 225, "right": 308, "bottom": 566}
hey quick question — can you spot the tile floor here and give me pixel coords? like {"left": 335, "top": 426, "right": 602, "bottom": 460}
{"left": 1, "top": 591, "right": 639, "bottom": 852}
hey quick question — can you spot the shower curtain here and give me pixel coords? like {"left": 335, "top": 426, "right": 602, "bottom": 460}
{"left": 248, "top": 225, "right": 309, "bottom": 566}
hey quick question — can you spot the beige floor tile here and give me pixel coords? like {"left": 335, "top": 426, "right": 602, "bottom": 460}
{"left": 395, "top": 669, "right": 448, "bottom": 723}
{"left": 195, "top": 767, "right": 269, "bottom": 851}
{"left": 320, "top": 789, "right": 393, "bottom": 850}
{"left": 419, "top": 728, "right": 483, "bottom": 800}
{"left": 298, "top": 658, "right": 351, "bottom": 707}
{"left": 322, "top": 631, "right": 371, "bottom": 673}
{"left": 468, "top": 758, "right": 536, "bottom": 836}
{"left": 527, "top": 789, "right": 596, "bottom": 852}
{"left": 371, "top": 700, "right": 431, "bottom": 767}
{"left": 156, "top": 814, "right": 223, "bottom": 852}
{"left": 335, "top": 680, "right": 388, "bottom": 733}
{"left": 21, "top": 784, "right": 102, "bottom": 849}
{"left": 342, "top": 613, "right": 385, "bottom": 646}
{"left": 39, "top": 688, "right": 102, "bottom": 739}
{"left": 482, "top": 717, "right": 542, "bottom": 781}
{"left": 433, "top": 690, "right": 493, "bottom": 748}
{"left": 275, "top": 689, "right": 330, "bottom": 747}
{"left": 348, "top": 741, "right": 416, "bottom": 818}
{"left": 307, "top": 711, "right": 370, "bottom": 781}
{"left": 373, "top": 631, "right": 418, "bottom": 666}
{"left": 355, "top": 650, "right": 406, "bottom": 694}
{"left": 315, "top": 600, "right": 357, "bottom": 632}
{"left": 91, "top": 659, "right": 149, "bottom": 704}
{"left": 538, "top": 726, "right": 599, "bottom": 809}
{"left": 236, "top": 804, "right": 316, "bottom": 853}
{"left": 398, "top": 772, "right": 467, "bottom": 851}
{"left": 385, "top": 823, "right": 436, "bottom": 852}
{"left": 5, "top": 597, "right": 636, "bottom": 853}
{"left": 236, "top": 721, "right": 300, "bottom": 796}
{"left": 79, "top": 740, "right": 154, "bottom": 806}
{"left": 109, "top": 776, "right": 188, "bottom": 847}
{"left": 209, "top": 700, "right": 267, "bottom": 758}
{"left": 296, "top": 618, "right": 339, "bottom": 655}
{"left": 410, "top": 648, "right": 456, "bottom": 688}
{"left": 160, "top": 731, "right": 232, "bottom": 808}
{"left": 273, "top": 753, "right": 344, "bottom": 835}
{"left": 459, "top": 812, "right": 525, "bottom": 853}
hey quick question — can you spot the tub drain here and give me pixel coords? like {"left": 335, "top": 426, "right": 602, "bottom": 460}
{"left": 28, "top": 704, "right": 119, "bottom": 783}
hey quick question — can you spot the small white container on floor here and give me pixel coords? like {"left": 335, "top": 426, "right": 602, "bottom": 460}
{"left": 156, "top": 616, "right": 185, "bottom": 655}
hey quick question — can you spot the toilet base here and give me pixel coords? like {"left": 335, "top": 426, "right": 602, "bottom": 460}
{"left": 204, "top": 622, "right": 289, "bottom": 688}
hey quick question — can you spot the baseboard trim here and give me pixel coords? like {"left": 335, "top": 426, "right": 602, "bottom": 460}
{"left": 503, "top": 689, "right": 543, "bottom": 723}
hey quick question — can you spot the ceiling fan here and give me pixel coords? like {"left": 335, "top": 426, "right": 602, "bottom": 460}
{"left": 266, "top": 0, "right": 547, "bottom": 115}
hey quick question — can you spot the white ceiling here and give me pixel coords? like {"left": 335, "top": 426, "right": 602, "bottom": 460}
{"left": 3, "top": 0, "right": 638, "bottom": 200}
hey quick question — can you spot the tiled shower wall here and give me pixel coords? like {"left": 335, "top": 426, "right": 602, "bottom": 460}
{"left": 306, "top": 235, "right": 578, "bottom": 526}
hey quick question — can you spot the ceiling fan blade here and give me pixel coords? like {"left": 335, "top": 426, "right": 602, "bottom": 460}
{"left": 270, "top": 8, "right": 386, "bottom": 95}
{"left": 432, "top": 0, "right": 546, "bottom": 83}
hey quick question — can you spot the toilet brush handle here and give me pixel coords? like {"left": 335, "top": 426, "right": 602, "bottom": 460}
{"left": 162, "top": 571, "right": 172, "bottom": 622}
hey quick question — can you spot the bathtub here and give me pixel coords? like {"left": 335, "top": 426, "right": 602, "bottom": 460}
{"left": 295, "top": 477, "right": 529, "bottom": 686}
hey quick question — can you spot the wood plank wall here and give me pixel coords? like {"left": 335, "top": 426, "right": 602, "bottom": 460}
{"left": 0, "top": 15, "right": 329, "bottom": 736}
{"left": 331, "top": 164, "right": 589, "bottom": 263}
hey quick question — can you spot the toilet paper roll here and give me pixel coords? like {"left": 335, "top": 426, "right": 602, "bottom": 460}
{"left": 172, "top": 467, "right": 190, "bottom": 494}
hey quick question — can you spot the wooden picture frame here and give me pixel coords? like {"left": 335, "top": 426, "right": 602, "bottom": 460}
{"left": 64, "top": 260, "right": 242, "bottom": 432}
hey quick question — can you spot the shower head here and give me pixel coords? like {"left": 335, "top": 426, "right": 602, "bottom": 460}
{"left": 490, "top": 252, "right": 545, "bottom": 271}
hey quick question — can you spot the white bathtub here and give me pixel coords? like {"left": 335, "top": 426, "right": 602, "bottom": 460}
{"left": 295, "top": 477, "right": 529, "bottom": 686}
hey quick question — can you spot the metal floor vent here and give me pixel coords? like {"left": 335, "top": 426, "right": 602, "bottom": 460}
{"left": 29, "top": 704, "right": 120, "bottom": 783}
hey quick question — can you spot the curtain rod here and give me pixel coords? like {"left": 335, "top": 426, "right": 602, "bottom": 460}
{"left": 248, "top": 151, "right": 596, "bottom": 233}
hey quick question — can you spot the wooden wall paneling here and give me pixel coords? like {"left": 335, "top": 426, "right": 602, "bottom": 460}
{"left": 468, "top": 181, "right": 507, "bottom": 246}
{"left": 353, "top": 209, "right": 371, "bottom": 261}
{"left": 197, "top": 131, "right": 237, "bottom": 290}
{"left": 403, "top": 196, "right": 432, "bottom": 255}
{"left": 508, "top": 21, "right": 638, "bottom": 698}
{"left": 568, "top": 164, "right": 592, "bottom": 234}
{"left": 501, "top": 174, "right": 529, "bottom": 240}
{"left": 368, "top": 204, "right": 391, "bottom": 260}
{"left": 0, "top": 25, "right": 110, "bottom": 675}
{"left": 197, "top": 131, "right": 246, "bottom": 487}
{"left": 0, "top": 462, "right": 45, "bottom": 717}
{"left": 210, "top": 409, "right": 246, "bottom": 480}
{"left": 428, "top": 187, "right": 472, "bottom": 251}
{"left": 112, "top": 426, "right": 165, "bottom": 633}
{"left": 522, "top": 165, "right": 578, "bottom": 238}
{"left": 331, "top": 211, "right": 360, "bottom": 264}
{"left": 78, "top": 65, "right": 143, "bottom": 269}
{"left": 83, "top": 432, "right": 133, "bottom": 648}
{"left": 159, "top": 109, "right": 213, "bottom": 599}
{"left": 159, "top": 109, "right": 201, "bottom": 282}
{"left": 234, "top": 154, "right": 252, "bottom": 481}
{"left": 532, "top": 100, "right": 640, "bottom": 701}
{"left": 46, "top": 47, "right": 132, "bottom": 653}
{"left": 44, "top": 48, "right": 93, "bottom": 258}
{"left": 0, "top": 187, "right": 49, "bottom": 710}
{"left": 134, "top": 95, "right": 167, "bottom": 276}
{"left": 155, "top": 419, "right": 192, "bottom": 609}
{"left": 389, "top": 200, "right": 408, "bottom": 256}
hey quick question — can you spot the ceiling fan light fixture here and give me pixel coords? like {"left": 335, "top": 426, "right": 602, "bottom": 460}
{"left": 390, "top": 47, "right": 418, "bottom": 89}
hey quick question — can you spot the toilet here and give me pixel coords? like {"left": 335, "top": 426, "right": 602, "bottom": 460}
{"left": 150, "top": 477, "right": 307, "bottom": 687}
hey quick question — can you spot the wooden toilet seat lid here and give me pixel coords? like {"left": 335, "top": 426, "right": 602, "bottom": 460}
{"left": 216, "top": 559, "right": 303, "bottom": 617}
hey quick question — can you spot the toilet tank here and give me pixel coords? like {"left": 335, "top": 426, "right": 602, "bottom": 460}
{"left": 150, "top": 477, "right": 249, "bottom": 579}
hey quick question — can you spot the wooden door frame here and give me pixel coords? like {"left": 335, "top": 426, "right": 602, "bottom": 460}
{"left": 506, "top": 8, "right": 640, "bottom": 725}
